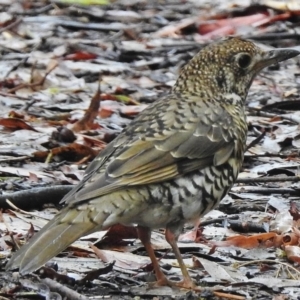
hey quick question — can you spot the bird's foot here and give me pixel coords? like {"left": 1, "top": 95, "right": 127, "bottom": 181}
{"left": 171, "top": 278, "right": 200, "bottom": 291}
{"left": 150, "top": 277, "right": 200, "bottom": 291}
{"left": 178, "top": 228, "right": 198, "bottom": 242}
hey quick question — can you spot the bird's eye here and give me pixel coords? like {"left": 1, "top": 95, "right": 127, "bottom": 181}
{"left": 237, "top": 54, "right": 252, "bottom": 69}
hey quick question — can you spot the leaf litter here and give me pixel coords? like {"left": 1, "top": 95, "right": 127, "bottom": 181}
{"left": 1, "top": 0, "right": 300, "bottom": 299}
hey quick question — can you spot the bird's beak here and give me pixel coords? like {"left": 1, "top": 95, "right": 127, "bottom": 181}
{"left": 256, "top": 48, "right": 300, "bottom": 70}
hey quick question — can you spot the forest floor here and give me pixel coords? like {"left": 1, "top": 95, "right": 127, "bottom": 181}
{"left": 1, "top": 0, "right": 300, "bottom": 299}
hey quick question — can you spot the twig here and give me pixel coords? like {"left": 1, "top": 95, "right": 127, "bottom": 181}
{"left": 7, "top": 62, "right": 58, "bottom": 93}
{"left": 0, "top": 185, "right": 72, "bottom": 210}
{"left": 58, "top": 20, "right": 136, "bottom": 32}
{"left": 0, "top": 91, "right": 30, "bottom": 100}
{"left": 248, "top": 108, "right": 300, "bottom": 124}
{"left": 199, "top": 217, "right": 267, "bottom": 233}
{"left": 243, "top": 33, "right": 300, "bottom": 41}
{"left": 0, "top": 156, "right": 29, "bottom": 163}
{"left": 23, "top": 98, "right": 38, "bottom": 111}
{"left": 199, "top": 215, "right": 238, "bottom": 227}
{"left": 4, "top": 55, "right": 29, "bottom": 78}
{"left": 244, "top": 153, "right": 294, "bottom": 158}
{"left": 245, "top": 130, "right": 265, "bottom": 151}
{"left": 15, "top": 4, "right": 54, "bottom": 16}
{"left": 213, "top": 291, "right": 245, "bottom": 300}
{"left": 6, "top": 199, "right": 42, "bottom": 217}
{"left": 231, "top": 187, "right": 300, "bottom": 195}
{"left": 236, "top": 176, "right": 300, "bottom": 183}
{"left": 0, "top": 18, "right": 23, "bottom": 34}
{"left": 42, "top": 278, "right": 89, "bottom": 300}
{"left": 237, "top": 259, "right": 300, "bottom": 279}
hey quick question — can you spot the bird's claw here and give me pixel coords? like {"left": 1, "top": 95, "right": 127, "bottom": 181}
{"left": 150, "top": 277, "right": 200, "bottom": 291}
{"left": 172, "top": 278, "right": 200, "bottom": 291}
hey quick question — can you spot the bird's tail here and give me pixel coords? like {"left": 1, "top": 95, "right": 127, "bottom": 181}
{"left": 6, "top": 207, "right": 99, "bottom": 275}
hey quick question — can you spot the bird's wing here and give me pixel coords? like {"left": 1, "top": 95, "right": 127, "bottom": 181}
{"left": 63, "top": 95, "right": 237, "bottom": 205}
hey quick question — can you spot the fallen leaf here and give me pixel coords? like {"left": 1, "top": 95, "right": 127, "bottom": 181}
{"left": 285, "top": 245, "right": 300, "bottom": 264}
{"left": 33, "top": 143, "right": 98, "bottom": 162}
{"left": 211, "top": 232, "right": 278, "bottom": 249}
{"left": 64, "top": 51, "right": 97, "bottom": 61}
{"left": 72, "top": 83, "right": 101, "bottom": 132}
{"left": 0, "top": 118, "right": 38, "bottom": 132}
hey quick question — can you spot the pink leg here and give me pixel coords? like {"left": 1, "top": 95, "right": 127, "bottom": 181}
{"left": 137, "top": 226, "right": 169, "bottom": 286}
{"left": 165, "top": 227, "right": 197, "bottom": 289}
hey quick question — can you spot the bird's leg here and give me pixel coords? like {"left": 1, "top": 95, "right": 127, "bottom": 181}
{"left": 136, "top": 226, "right": 169, "bottom": 286}
{"left": 165, "top": 225, "right": 197, "bottom": 289}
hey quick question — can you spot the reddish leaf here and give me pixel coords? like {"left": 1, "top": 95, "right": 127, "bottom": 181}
{"left": 0, "top": 78, "right": 19, "bottom": 89}
{"left": 0, "top": 118, "right": 38, "bottom": 132}
{"left": 28, "top": 172, "right": 39, "bottom": 182}
{"left": 8, "top": 110, "right": 24, "bottom": 119}
{"left": 282, "top": 232, "right": 299, "bottom": 246}
{"left": 72, "top": 84, "right": 101, "bottom": 132}
{"left": 64, "top": 51, "right": 97, "bottom": 61}
{"left": 285, "top": 245, "right": 300, "bottom": 264}
{"left": 198, "top": 13, "right": 267, "bottom": 34}
{"left": 82, "top": 135, "right": 107, "bottom": 149}
{"left": 99, "top": 107, "right": 114, "bottom": 118}
{"left": 98, "top": 224, "right": 138, "bottom": 247}
{"left": 211, "top": 232, "right": 278, "bottom": 249}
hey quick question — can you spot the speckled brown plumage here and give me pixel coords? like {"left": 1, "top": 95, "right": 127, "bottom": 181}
{"left": 6, "top": 37, "right": 299, "bottom": 289}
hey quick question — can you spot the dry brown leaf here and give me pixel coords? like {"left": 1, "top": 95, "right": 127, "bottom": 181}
{"left": 285, "top": 245, "right": 300, "bottom": 264}
{"left": 90, "top": 244, "right": 150, "bottom": 270}
{"left": 33, "top": 143, "right": 98, "bottom": 162}
{"left": 289, "top": 202, "right": 300, "bottom": 221}
{"left": 0, "top": 118, "right": 38, "bottom": 132}
{"left": 98, "top": 224, "right": 138, "bottom": 247}
{"left": 212, "top": 232, "right": 278, "bottom": 249}
{"left": 198, "top": 14, "right": 267, "bottom": 35}
{"left": 72, "top": 83, "right": 101, "bottom": 132}
{"left": 153, "top": 17, "right": 197, "bottom": 38}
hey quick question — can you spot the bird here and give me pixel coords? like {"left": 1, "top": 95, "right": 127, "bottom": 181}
{"left": 6, "top": 37, "right": 299, "bottom": 289}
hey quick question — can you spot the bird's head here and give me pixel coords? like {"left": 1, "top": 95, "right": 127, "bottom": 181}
{"left": 173, "top": 37, "right": 299, "bottom": 101}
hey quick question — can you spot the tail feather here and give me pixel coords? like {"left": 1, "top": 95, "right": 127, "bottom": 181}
{"left": 6, "top": 210, "right": 97, "bottom": 275}
{"left": 6, "top": 192, "right": 136, "bottom": 274}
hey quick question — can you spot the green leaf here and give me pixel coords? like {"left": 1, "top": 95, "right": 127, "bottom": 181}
{"left": 115, "top": 95, "right": 132, "bottom": 103}
{"left": 59, "top": 0, "right": 109, "bottom": 5}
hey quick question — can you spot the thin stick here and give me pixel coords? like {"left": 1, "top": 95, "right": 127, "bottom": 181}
{"left": 236, "top": 176, "right": 300, "bottom": 183}
{"left": 237, "top": 259, "right": 300, "bottom": 278}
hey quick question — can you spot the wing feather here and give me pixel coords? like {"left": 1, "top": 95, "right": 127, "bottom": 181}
{"left": 61, "top": 96, "right": 236, "bottom": 205}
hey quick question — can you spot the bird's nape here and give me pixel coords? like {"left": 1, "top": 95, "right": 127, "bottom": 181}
{"left": 6, "top": 37, "right": 300, "bottom": 290}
